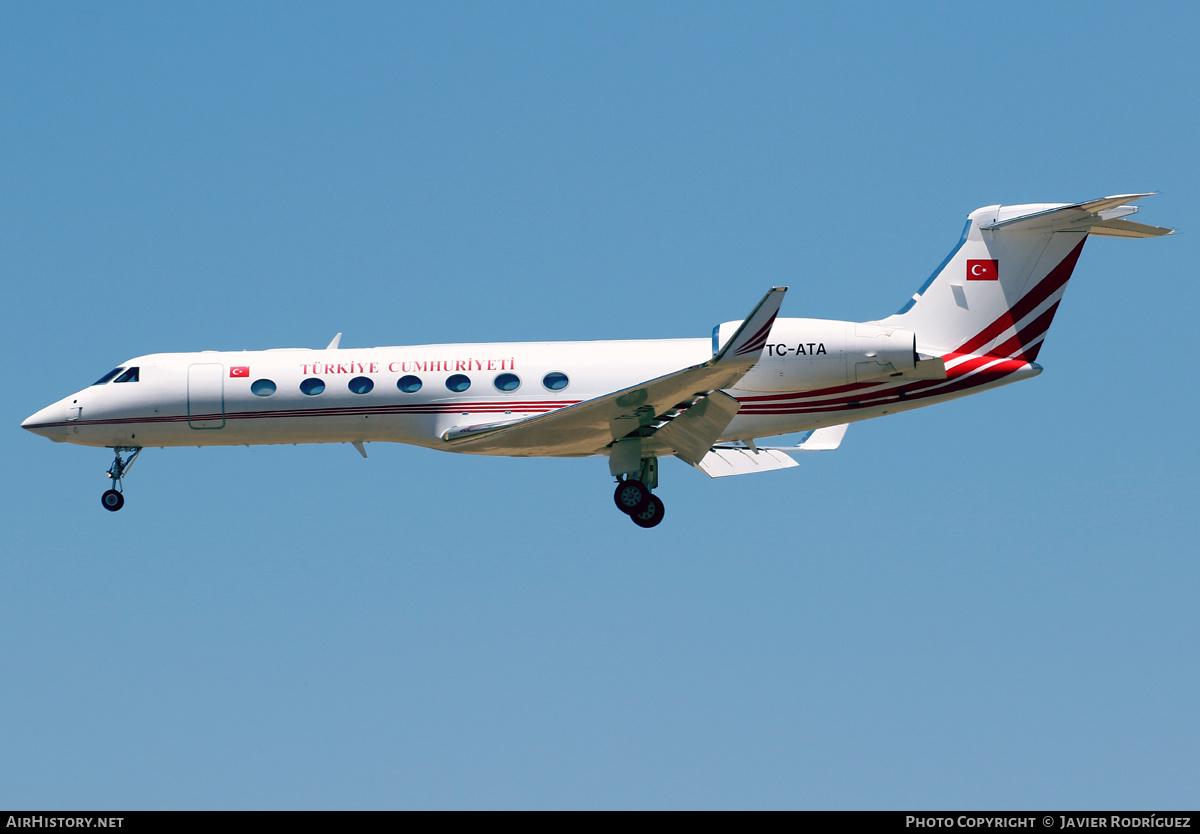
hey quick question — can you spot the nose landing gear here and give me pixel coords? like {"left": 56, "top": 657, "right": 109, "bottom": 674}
{"left": 101, "top": 446, "right": 141, "bottom": 512}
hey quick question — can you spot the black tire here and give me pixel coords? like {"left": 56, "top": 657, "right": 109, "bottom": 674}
{"left": 101, "top": 489, "right": 124, "bottom": 512}
{"left": 613, "top": 479, "right": 650, "bottom": 515}
{"left": 630, "top": 494, "right": 665, "bottom": 528}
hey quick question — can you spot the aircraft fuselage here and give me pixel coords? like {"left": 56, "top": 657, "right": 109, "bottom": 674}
{"left": 21, "top": 325, "right": 1032, "bottom": 454}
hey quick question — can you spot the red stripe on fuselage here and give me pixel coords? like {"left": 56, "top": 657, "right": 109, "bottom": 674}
{"left": 27, "top": 400, "right": 582, "bottom": 430}
{"left": 737, "top": 357, "right": 1029, "bottom": 415}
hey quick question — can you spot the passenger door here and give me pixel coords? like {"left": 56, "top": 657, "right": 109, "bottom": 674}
{"left": 187, "top": 363, "right": 226, "bottom": 429}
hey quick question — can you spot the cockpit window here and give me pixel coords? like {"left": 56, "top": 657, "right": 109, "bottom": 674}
{"left": 92, "top": 368, "right": 124, "bottom": 386}
{"left": 114, "top": 367, "right": 140, "bottom": 383}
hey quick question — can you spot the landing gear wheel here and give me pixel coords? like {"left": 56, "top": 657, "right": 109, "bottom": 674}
{"left": 614, "top": 479, "right": 650, "bottom": 515}
{"left": 101, "top": 489, "right": 124, "bottom": 512}
{"left": 630, "top": 494, "right": 665, "bottom": 528}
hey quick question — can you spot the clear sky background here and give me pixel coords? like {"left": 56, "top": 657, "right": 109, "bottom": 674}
{"left": 2, "top": 2, "right": 1197, "bottom": 810}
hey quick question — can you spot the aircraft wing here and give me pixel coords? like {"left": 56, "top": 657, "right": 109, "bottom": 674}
{"left": 441, "top": 288, "right": 787, "bottom": 457}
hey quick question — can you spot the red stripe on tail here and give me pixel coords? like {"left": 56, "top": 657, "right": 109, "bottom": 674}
{"left": 956, "top": 237, "right": 1087, "bottom": 356}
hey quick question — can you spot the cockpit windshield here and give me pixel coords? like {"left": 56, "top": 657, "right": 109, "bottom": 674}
{"left": 92, "top": 367, "right": 125, "bottom": 386}
{"left": 114, "top": 367, "right": 140, "bottom": 383}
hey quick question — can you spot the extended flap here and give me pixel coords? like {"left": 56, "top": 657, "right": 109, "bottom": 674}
{"left": 691, "top": 447, "right": 800, "bottom": 478}
{"left": 654, "top": 391, "right": 741, "bottom": 465}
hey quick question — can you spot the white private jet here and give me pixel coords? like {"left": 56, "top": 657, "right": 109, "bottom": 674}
{"left": 23, "top": 195, "right": 1171, "bottom": 527}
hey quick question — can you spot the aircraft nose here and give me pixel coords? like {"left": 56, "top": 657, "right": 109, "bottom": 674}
{"left": 22, "top": 404, "right": 68, "bottom": 441}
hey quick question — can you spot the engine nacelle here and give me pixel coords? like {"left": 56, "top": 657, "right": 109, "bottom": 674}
{"left": 714, "top": 317, "right": 917, "bottom": 392}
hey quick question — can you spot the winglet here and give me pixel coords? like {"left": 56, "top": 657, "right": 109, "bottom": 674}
{"left": 326, "top": 333, "right": 342, "bottom": 350}
{"left": 714, "top": 287, "right": 787, "bottom": 363}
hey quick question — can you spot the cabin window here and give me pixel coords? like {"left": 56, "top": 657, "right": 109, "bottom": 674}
{"left": 446, "top": 374, "right": 471, "bottom": 393}
{"left": 397, "top": 375, "right": 422, "bottom": 393}
{"left": 300, "top": 377, "right": 325, "bottom": 395}
{"left": 114, "top": 367, "right": 140, "bottom": 383}
{"left": 542, "top": 371, "right": 569, "bottom": 391}
{"left": 92, "top": 368, "right": 124, "bottom": 386}
{"left": 494, "top": 372, "right": 520, "bottom": 392}
{"left": 250, "top": 379, "right": 276, "bottom": 397}
{"left": 348, "top": 376, "right": 374, "bottom": 394}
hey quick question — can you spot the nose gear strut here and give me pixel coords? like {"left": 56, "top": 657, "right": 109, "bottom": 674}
{"left": 101, "top": 446, "right": 141, "bottom": 512}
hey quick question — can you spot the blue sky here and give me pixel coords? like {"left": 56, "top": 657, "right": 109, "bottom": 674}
{"left": 3, "top": 2, "right": 1197, "bottom": 809}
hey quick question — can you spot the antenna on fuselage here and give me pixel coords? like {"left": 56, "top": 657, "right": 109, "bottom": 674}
{"left": 326, "top": 332, "right": 342, "bottom": 350}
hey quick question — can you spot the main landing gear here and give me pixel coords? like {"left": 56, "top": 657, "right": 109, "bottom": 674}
{"left": 610, "top": 449, "right": 666, "bottom": 528}
{"left": 614, "top": 482, "right": 665, "bottom": 528}
{"left": 101, "top": 446, "right": 141, "bottom": 512}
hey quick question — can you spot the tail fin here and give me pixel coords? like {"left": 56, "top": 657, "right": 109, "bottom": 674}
{"left": 877, "top": 194, "right": 1172, "bottom": 361}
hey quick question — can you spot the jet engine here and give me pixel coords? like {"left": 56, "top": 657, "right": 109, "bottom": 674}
{"left": 714, "top": 318, "right": 918, "bottom": 392}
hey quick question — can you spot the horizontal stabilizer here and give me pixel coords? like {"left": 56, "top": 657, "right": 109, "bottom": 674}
{"left": 693, "top": 447, "right": 800, "bottom": 478}
{"left": 978, "top": 193, "right": 1173, "bottom": 234}
{"left": 1086, "top": 218, "right": 1175, "bottom": 238}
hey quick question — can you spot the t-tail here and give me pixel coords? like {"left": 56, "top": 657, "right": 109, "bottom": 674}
{"left": 876, "top": 194, "right": 1173, "bottom": 364}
